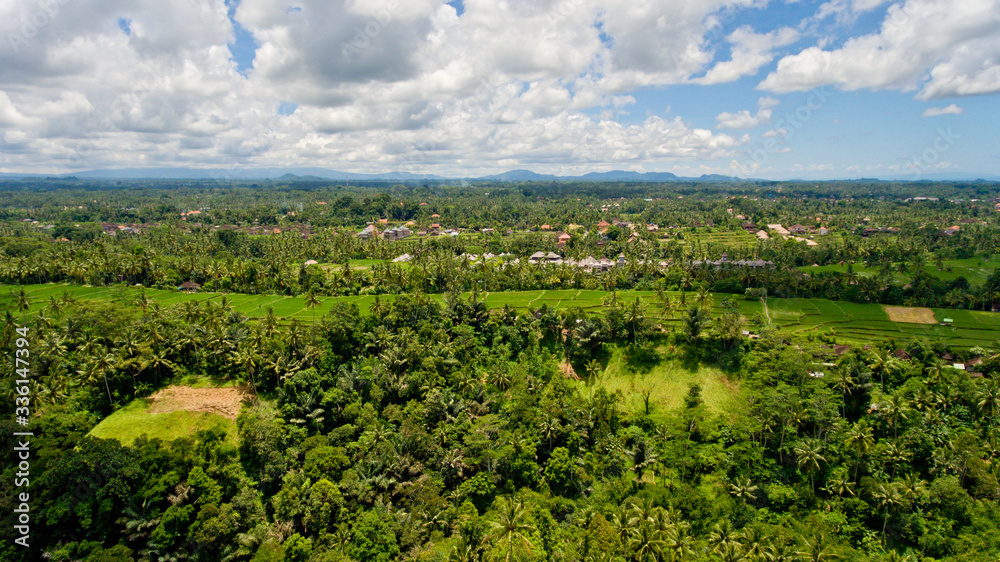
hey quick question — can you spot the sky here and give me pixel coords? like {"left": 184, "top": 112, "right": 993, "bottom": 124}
{"left": 1, "top": 0, "right": 999, "bottom": 180}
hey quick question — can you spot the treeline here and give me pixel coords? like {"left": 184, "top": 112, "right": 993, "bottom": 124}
{"left": 2, "top": 222, "right": 1000, "bottom": 311}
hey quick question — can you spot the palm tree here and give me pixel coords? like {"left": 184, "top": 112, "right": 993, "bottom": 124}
{"left": 728, "top": 476, "right": 759, "bottom": 503}
{"left": 664, "top": 522, "right": 695, "bottom": 562}
{"left": 695, "top": 285, "right": 714, "bottom": 311}
{"left": 16, "top": 287, "right": 31, "bottom": 315}
{"left": 845, "top": 420, "right": 875, "bottom": 481}
{"left": 794, "top": 439, "right": 827, "bottom": 492}
{"left": 707, "top": 520, "right": 737, "bottom": 554}
{"left": 832, "top": 367, "right": 856, "bottom": 416}
{"left": 304, "top": 289, "right": 322, "bottom": 322}
{"left": 868, "top": 348, "right": 899, "bottom": 396}
{"left": 881, "top": 392, "right": 909, "bottom": 441}
{"left": 625, "top": 297, "right": 647, "bottom": 342}
{"left": 626, "top": 517, "right": 666, "bottom": 562}
{"left": 485, "top": 497, "right": 536, "bottom": 562}
{"left": 823, "top": 467, "right": 855, "bottom": 498}
{"left": 923, "top": 356, "right": 947, "bottom": 387}
{"left": 872, "top": 481, "right": 904, "bottom": 541}
{"left": 797, "top": 534, "right": 840, "bottom": 562}
{"left": 976, "top": 379, "right": 1000, "bottom": 423}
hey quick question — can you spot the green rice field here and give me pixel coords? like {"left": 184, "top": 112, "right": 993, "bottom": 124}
{"left": 798, "top": 255, "right": 1000, "bottom": 285}
{"left": 3, "top": 283, "right": 999, "bottom": 348}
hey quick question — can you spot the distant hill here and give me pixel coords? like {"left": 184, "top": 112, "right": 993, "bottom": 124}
{"left": 475, "top": 169, "right": 562, "bottom": 181}
{"left": 2, "top": 167, "right": 996, "bottom": 182}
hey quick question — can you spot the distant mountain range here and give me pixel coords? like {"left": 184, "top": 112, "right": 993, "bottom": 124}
{"left": 0, "top": 167, "right": 997, "bottom": 182}
{"left": 0, "top": 167, "right": 746, "bottom": 182}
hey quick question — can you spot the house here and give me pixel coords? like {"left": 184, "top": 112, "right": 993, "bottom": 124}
{"left": 943, "top": 226, "right": 960, "bottom": 236}
{"left": 596, "top": 220, "right": 610, "bottom": 228}
{"left": 557, "top": 232, "right": 572, "bottom": 246}
{"left": 383, "top": 226, "right": 412, "bottom": 241}
{"left": 647, "top": 224, "right": 659, "bottom": 232}
{"left": 179, "top": 281, "right": 201, "bottom": 292}
{"left": 392, "top": 253, "right": 413, "bottom": 263}
{"left": 357, "top": 225, "right": 379, "bottom": 240}
{"left": 529, "top": 251, "right": 547, "bottom": 263}
{"left": 481, "top": 228, "right": 495, "bottom": 234}
{"left": 788, "top": 224, "right": 808, "bottom": 234}
{"left": 540, "top": 224, "right": 552, "bottom": 231}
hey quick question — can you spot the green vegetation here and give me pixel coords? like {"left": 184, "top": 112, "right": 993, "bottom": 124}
{"left": 6, "top": 283, "right": 999, "bottom": 347}
{"left": 89, "top": 398, "right": 237, "bottom": 445}
{"left": 2, "top": 179, "right": 1000, "bottom": 562}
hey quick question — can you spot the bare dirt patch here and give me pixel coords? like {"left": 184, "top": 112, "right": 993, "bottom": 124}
{"left": 148, "top": 385, "right": 253, "bottom": 419}
{"left": 883, "top": 305, "right": 937, "bottom": 324}
{"left": 560, "top": 360, "right": 580, "bottom": 380}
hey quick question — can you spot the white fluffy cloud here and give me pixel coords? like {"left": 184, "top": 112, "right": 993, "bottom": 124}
{"left": 715, "top": 97, "right": 776, "bottom": 129}
{"left": 760, "top": 0, "right": 1000, "bottom": 99}
{"left": 922, "top": 104, "right": 963, "bottom": 117}
{"left": 0, "top": 0, "right": 995, "bottom": 175}
{"left": 1, "top": 0, "right": 763, "bottom": 174}
{"left": 693, "top": 26, "right": 800, "bottom": 85}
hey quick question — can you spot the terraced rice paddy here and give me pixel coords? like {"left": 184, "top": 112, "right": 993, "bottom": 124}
{"left": 4, "top": 283, "right": 999, "bottom": 347}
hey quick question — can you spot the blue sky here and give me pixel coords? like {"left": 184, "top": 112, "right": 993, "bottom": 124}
{"left": 0, "top": 0, "right": 998, "bottom": 179}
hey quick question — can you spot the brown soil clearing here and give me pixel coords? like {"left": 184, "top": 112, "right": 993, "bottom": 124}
{"left": 148, "top": 385, "right": 253, "bottom": 419}
{"left": 560, "top": 360, "right": 580, "bottom": 380}
{"left": 883, "top": 306, "right": 937, "bottom": 324}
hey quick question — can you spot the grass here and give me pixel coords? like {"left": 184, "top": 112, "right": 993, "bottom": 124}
{"left": 3, "top": 283, "right": 998, "bottom": 348}
{"left": 666, "top": 228, "right": 758, "bottom": 248}
{"left": 89, "top": 398, "right": 237, "bottom": 446}
{"left": 573, "top": 347, "right": 743, "bottom": 422}
{"left": 797, "top": 255, "right": 1000, "bottom": 284}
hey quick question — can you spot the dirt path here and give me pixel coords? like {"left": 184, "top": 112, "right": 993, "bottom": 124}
{"left": 148, "top": 385, "right": 253, "bottom": 420}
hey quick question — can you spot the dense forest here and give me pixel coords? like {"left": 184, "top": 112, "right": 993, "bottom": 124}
{"left": 1, "top": 179, "right": 1000, "bottom": 561}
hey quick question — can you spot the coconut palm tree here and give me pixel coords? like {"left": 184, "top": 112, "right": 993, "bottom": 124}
{"left": 728, "top": 476, "right": 759, "bottom": 503}
{"left": 797, "top": 534, "right": 840, "bottom": 562}
{"left": 824, "top": 467, "right": 855, "bottom": 498}
{"left": 845, "top": 420, "right": 875, "bottom": 481}
{"left": 794, "top": 439, "right": 827, "bottom": 492}
{"left": 976, "top": 379, "right": 1000, "bottom": 423}
{"left": 872, "top": 481, "right": 904, "bottom": 541}
{"left": 16, "top": 287, "right": 31, "bottom": 315}
{"left": 485, "top": 497, "right": 535, "bottom": 562}
{"left": 304, "top": 289, "right": 322, "bottom": 322}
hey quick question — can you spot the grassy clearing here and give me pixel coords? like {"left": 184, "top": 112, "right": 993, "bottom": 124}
{"left": 89, "top": 398, "right": 237, "bottom": 446}
{"left": 574, "top": 348, "right": 743, "bottom": 422}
